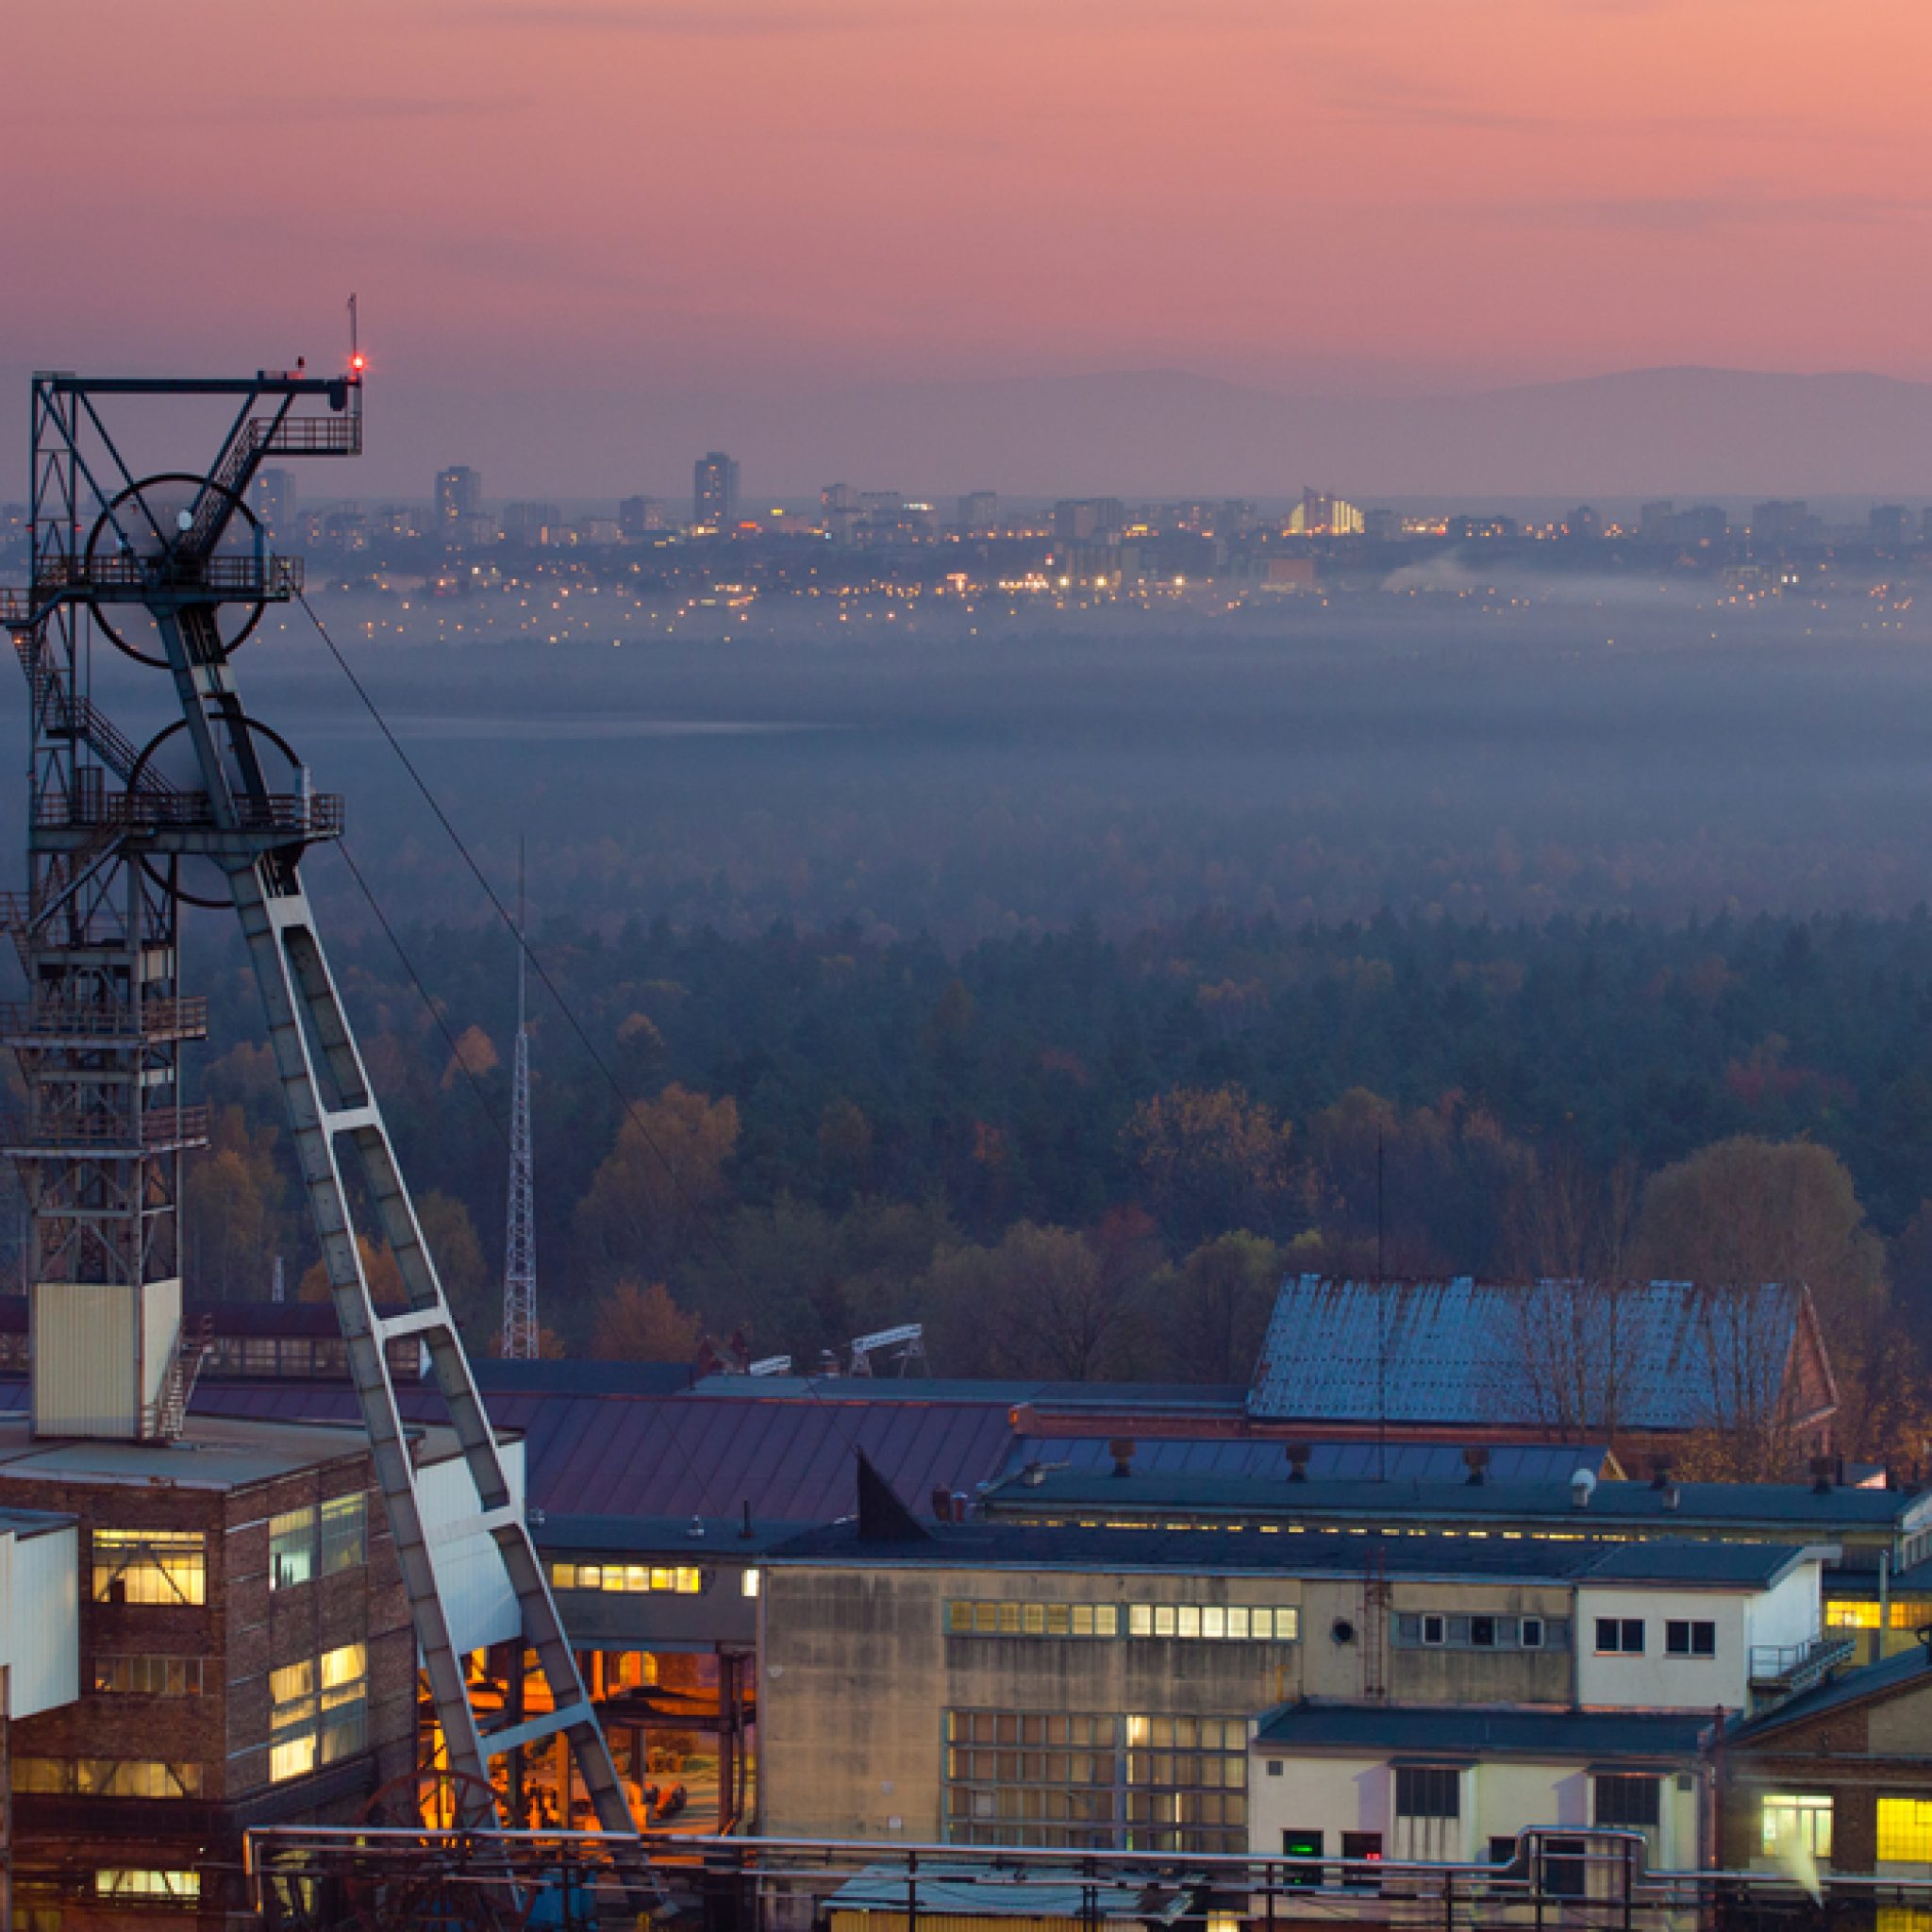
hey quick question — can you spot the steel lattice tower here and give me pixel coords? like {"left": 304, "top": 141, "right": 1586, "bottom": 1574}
{"left": 1, "top": 357, "right": 641, "bottom": 1849}
{"left": 500, "top": 868, "right": 538, "bottom": 1360}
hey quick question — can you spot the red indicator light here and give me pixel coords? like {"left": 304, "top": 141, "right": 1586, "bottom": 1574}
{"left": 350, "top": 352, "right": 367, "bottom": 374}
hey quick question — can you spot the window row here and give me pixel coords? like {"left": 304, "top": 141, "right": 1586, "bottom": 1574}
{"left": 93, "top": 1655, "right": 207, "bottom": 1697}
{"left": 92, "top": 1529, "right": 205, "bottom": 1607}
{"left": 551, "top": 1562, "right": 703, "bottom": 1595}
{"left": 946, "top": 1601, "right": 1297, "bottom": 1641}
{"left": 15, "top": 1758, "right": 202, "bottom": 1798}
{"left": 270, "top": 1495, "right": 368, "bottom": 1591}
{"left": 947, "top": 1749, "right": 1247, "bottom": 1790}
{"left": 943, "top": 1708, "right": 1248, "bottom": 1856}
{"left": 1825, "top": 1599, "right": 1932, "bottom": 1631}
{"left": 270, "top": 1641, "right": 369, "bottom": 1784}
{"left": 1396, "top": 1613, "right": 1565, "bottom": 1652}
{"left": 1597, "top": 1617, "right": 1716, "bottom": 1657}
{"left": 1762, "top": 1793, "right": 1932, "bottom": 1865}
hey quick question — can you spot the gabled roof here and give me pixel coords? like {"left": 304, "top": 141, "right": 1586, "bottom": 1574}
{"left": 1249, "top": 1275, "right": 1832, "bottom": 1433}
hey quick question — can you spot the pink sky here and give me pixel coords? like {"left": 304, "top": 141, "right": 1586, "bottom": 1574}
{"left": 8, "top": 0, "right": 1932, "bottom": 479}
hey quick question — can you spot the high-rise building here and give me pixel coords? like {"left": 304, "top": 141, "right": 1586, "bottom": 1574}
{"left": 1638, "top": 500, "right": 1675, "bottom": 542}
{"left": 618, "top": 494, "right": 667, "bottom": 539}
{"left": 1871, "top": 505, "right": 1916, "bottom": 548}
{"left": 822, "top": 482, "right": 860, "bottom": 544}
{"left": 694, "top": 451, "right": 741, "bottom": 532}
{"left": 958, "top": 491, "right": 999, "bottom": 539}
{"left": 1750, "top": 499, "right": 1823, "bottom": 547}
{"left": 435, "top": 465, "right": 483, "bottom": 546}
{"left": 252, "top": 467, "right": 297, "bottom": 538}
{"left": 1288, "top": 490, "right": 1365, "bottom": 537}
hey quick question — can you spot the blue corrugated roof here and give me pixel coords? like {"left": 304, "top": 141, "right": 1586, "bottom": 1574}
{"left": 1249, "top": 1276, "right": 1818, "bottom": 1430}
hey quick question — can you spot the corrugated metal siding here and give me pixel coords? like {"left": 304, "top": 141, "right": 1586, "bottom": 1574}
{"left": 6, "top": 1524, "right": 79, "bottom": 1716}
{"left": 31, "top": 1283, "right": 138, "bottom": 1438}
{"left": 1248, "top": 1275, "right": 1806, "bottom": 1429}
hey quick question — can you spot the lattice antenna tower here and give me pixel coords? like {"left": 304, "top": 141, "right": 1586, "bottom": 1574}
{"left": 0, "top": 351, "right": 635, "bottom": 1840}
{"left": 501, "top": 840, "right": 538, "bottom": 1360}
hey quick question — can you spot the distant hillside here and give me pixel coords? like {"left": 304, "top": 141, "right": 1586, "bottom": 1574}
{"left": 384, "top": 365, "right": 1932, "bottom": 501}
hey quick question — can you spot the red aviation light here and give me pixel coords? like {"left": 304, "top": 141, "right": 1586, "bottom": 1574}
{"left": 349, "top": 351, "right": 368, "bottom": 375}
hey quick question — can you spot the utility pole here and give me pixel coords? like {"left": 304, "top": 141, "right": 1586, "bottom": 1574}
{"left": 501, "top": 840, "right": 538, "bottom": 1360}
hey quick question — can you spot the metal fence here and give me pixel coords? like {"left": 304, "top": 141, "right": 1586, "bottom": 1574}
{"left": 244, "top": 1826, "right": 1932, "bottom": 1932}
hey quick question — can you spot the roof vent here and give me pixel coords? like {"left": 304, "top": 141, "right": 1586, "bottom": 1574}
{"left": 1285, "top": 1441, "right": 1312, "bottom": 1483}
{"left": 1022, "top": 1459, "right": 1046, "bottom": 1488}
{"left": 1649, "top": 1457, "right": 1674, "bottom": 1491}
{"left": 1108, "top": 1439, "right": 1136, "bottom": 1479}
{"left": 1570, "top": 1468, "right": 1596, "bottom": 1509}
{"left": 1660, "top": 1484, "right": 1681, "bottom": 1511}
{"left": 1463, "top": 1445, "right": 1491, "bottom": 1487}
{"left": 931, "top": 1486, "right": 955, "bottom": 1524}
{"left": 1810, "top": 1455, "right": 1835, "bottom": 1495}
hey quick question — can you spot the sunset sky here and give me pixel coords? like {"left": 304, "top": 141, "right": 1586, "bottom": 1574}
{"left": 8, "top": 1, "right": 1932, "bottom": 487}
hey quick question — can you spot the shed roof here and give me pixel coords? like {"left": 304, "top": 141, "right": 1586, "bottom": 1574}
{"left": 1249, "top": 1275, "right": 1830, "bottom": 1431}
{"left": 1727, "top": 1640, "right": 1932, "bottom": 1740}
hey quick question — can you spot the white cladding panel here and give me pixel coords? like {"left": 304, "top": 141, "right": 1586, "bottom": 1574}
{"left": 416, "top": 1437, "right": 526, "bottom": 1654}
{"left": 1574, "top": 1588, "right": 1750, "bottom": 1710}
{"left": 1743, "top": 1562, "right": 1824, "bottom": 1657}
{"left": 1250, "top": 1749, "right": 1702, "bottom": 1869}
{"left": 32, "top": 1281, "right": 137, "bottom": 1438}
{"left": 4, "top": 1525, "right": 79, "bottom": 1717}
{"left": 139, "top": 1275, "right": 182, "bottom": 1415}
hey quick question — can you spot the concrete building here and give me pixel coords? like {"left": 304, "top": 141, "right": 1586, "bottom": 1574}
{"left": 957, "top": 492, "right": 999, "bottom": 539}
{"left": 434, "top": 465, "right": 483, "bottom": 546}
{"left": 1251, "top": 1705, "right": 1710, "bottom": 1870}
{"left": 757, "top": 1474, "right": 1835, "bottom": 1854}
{"left": 694, "top": 453, "right": 741, "bottom": 533}
{"left": 250, "top": 469, "right": 296, "bottom": 541}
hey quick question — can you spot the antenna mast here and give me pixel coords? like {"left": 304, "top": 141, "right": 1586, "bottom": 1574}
{"left": 501, "top": 839, "right": 538, "bottom": 1360}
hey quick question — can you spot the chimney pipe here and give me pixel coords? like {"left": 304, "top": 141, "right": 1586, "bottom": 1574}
{"left": 1463, "top": 1445, "right": 1491, "bottom": 1487}
{"left": 1285, "top": 1441, "right": 1312, "bottom": 1483}
{"left": 1108, "top": 1439, "right": 1136, "bottom": 1478}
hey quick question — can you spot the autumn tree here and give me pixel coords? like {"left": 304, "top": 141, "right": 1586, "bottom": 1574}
{"left": 1154, "top": 1233, "right": 1283, "bottom": 1384}
{"left": 591, "top": 1281, "right": 702, "bottom": 1362}
{"left": 184, "top": 1105, "right": 292, "bottom": 1300}
{"left": 298, "top": 1233, "right": 406, "bottom": 1306}
{"left": 1122, "top": 1085, "right": 1294, "bottom": 1246}
{"left": 924, "top": 1221, "right": 1153, "bottom": 1382}
{"left": 1631, "top": 1137, "right": 1887, "bottom": 1330}
{"left": 416, "top": 1191, "right": 491, "bottom": 1343}
{"left": 574, "top": 1085, "right": 739, "bottom": 1285}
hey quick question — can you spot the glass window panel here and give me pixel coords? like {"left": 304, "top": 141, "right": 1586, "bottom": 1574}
{"left": 1095, "top": 1605, "right": 1118, "bottom": 1637}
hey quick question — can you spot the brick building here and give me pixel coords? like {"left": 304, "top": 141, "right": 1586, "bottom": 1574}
{"left": 1721, "top": 1639, "right": 1932, "bottom": 1878}
{"left": 0, "top": 1415, "right": 419, "bottom": 1929}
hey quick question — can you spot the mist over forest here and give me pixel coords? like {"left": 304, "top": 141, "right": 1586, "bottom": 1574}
{"left": 12, "top": 592, "right": 1932, "bottom": 1455}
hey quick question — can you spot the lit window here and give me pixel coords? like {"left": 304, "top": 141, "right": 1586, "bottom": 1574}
{"left": 741, "top": 1569, "right": 760, "bottom": 1599}
{"left": 271, "top": 1658, "right": 318, "bottom": 1781}
{"left": 1762, "top": 1794, "right": 1834, "bottom": 1860}
{"left": 92, "top": 1530, "right": 206, "bottom": 1607}
{"left": 320, "top": 1495, "right": 367, "bottom": 1576}
{"left": 96, "top": 1871, "right": 200, "bottom": 1900}
{"left": 80, "top": 1761, "right": 202, "bottom": 1798}
{"left": 93, "top": 1656, "right": 205, "bottom": 1696}
{"left": 1825, "top": 1601, "right": 1881, "bottom": 1630}
{"left": 1877, "top": 1797, "right": 1932, "bottom": 1864}
{"left": 270, "top": 1507, "right": 316, "bottom": 1591}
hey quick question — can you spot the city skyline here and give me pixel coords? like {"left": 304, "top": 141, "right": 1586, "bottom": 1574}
{"left": 8, "top": 1, "right": 1932, "bottom": 495}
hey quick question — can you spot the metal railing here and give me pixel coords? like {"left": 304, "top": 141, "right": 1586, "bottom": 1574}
{"left": 26, "top": 552, "right": 304, "bottom": 600}
{"left": 0, "top": 997, "right": 207, "bottom": 1041}
{"left": 33, "top": 790, "right": 343, "bottom": 838}
{"left": 0, "top": 1104, "right": 209, "bottom": 1152}
{"left": 1748, "top": 1633, "right": 1855, "bottom": 1687}
{"left": 242, "top": 1826, "right": 1932, "bottom": 1932}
